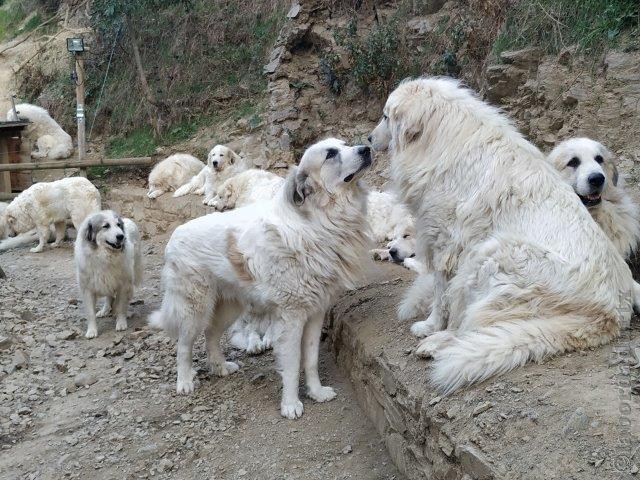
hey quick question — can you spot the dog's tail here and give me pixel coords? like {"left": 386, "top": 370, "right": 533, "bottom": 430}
{"left": 429, "top": 314, "right": 616, "bottom": 395}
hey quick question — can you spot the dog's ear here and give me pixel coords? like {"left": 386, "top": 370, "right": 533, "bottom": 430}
{"left": 288, "top": 168, "right": 313, "bottom": 206}
{"left": 230, "top": 150, "right": 241, "bottom": 165}
{"left": 612, "top": 163, "right": 619, "bottom": 187}
{"left": 392, "top": 103, "right": 424, "bottom": 150}
{"left": 85, "top": 217, "right": 97, "bottom": 245}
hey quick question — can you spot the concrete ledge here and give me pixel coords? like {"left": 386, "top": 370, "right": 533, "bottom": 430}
{"left": 104, "top": 186, "right": 214, "bottom": 236}
{"left": 329, "top": 264, "right": 640, "bottom": 480}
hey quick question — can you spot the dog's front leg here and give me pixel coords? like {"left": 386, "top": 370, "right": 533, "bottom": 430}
{"left": 303, "top": 311, "right": 337, "bottom": 403}
{"left": 83, "top": 290, "right": 99, "bottom": 338}
{"left": 275, "top": 314, "right": 305, "bottom": 419}
{"left": 29, "top": 225, "right": 50, "bottom": 253}
{"left": 410, "top": 270, "right": 447, "bottom": 338}
{"left": 113, "top": 288, "right": 131, "bottom": 331}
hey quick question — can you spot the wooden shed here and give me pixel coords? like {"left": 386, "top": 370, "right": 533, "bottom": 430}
{"left": 0, "top": 120, "right": 31, "bottom": 196}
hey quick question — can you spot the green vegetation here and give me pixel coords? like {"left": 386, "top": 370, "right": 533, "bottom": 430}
{"left": 0, "top": 1, "right": 29, "bottom": 40}
{"left": 105, "top": 127, "right": 158, "bottom": 158}
{"left": 493, "top": 0, "right": 639, "bottom": 56}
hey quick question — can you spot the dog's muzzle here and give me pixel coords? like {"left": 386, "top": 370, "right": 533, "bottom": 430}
{"left": 106, "top": 240, "right": 123, "bottom": 250}
{"left": 578, "top": 192, "right": 602, "bottom": 208}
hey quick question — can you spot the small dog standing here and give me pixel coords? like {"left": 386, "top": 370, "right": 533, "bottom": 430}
{"left": 75, "top": 210, "right": 142, "bottom": 338}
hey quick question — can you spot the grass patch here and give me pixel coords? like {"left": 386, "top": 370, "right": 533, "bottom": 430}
{"left": 106, "top": 127, "right": 158, "bottom": 158}
{"left": 493, "top": 0, "right": 640, "bottom": 56}
{"left": 0, "top": 1, "right": 28, "bottom": 40}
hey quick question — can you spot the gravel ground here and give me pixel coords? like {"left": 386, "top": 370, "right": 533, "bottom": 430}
{"left": 0, "top": 237, "right": 401, "bottom": 480}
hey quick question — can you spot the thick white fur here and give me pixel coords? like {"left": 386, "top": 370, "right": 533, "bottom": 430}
{"left": 367, "top": 190, "right": 414, "bottom": 243}
{"left": 147, "top": 153, "right": 204, "bottom": 199}
{"left": 173, "top": 165, "right": 211, "bottom": 197}
{"left": 149, "top": 138, "right": 372, "bottom": 419}
{"left": 0, "top": 177, "right": 100, "bottom": 253}
{"left": 202, "top": 145, "right": 248, "bottom": 205}
{"left": 7, "top": 103, "right": 73, "bottom": 160}
{"left": 369, "top": 77, "right": 634, "bottom": 394}
{"left": 211, "top": 169, "right": 284, "bottom": 211}
{"left": 75, "top": 211, "right": 142, "bottom": 338}
{"left": 0, "top": 202, "right": 40, "bottom": 251}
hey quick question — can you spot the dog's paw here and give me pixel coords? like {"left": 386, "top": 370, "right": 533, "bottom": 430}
{"left": 96, "top": 308, "right": 110, "bottom": 318}
{"left": 85, "top": 326, "right": 98, "bottom": 339}
{"left": 211, "top": 361, "right": 239, "bottom": 377}
{"left": 414, "top": 331, "right": 454, "bottom": 359}
{"left": 308, "top": 386, "right": 337, "bottom": 403}
{"left": 176, "top": 377, "right": 195, "bottom": 394}
{"left": 245, "top": 335, "right": 267, "bottom": 355}
{"left": 410, "top": 319, "right": 437, "bottom": 338}
{"left": 398, "top": 301, "right": 425, "bottom": 322}
{"left": 29, "top": 245, "right": 44, "bottom": 253}
{"left": 115, "top": 318, "right": 128, "bottom": 331}
{"left": 280, "top": 399, "right": 304, "bottom": 419}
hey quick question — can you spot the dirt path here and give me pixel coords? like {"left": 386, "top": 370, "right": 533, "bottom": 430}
{"left": 0, "top": 237, "right": 401, "bottom": 480}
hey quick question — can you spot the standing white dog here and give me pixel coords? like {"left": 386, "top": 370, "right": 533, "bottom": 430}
{"left": 147, "top": 153, "right": 204, "bottom": 199}
{"left": 369, "top": 77, "right": 634, "bottom": 394}
{"left": 75, "top": 211, "right": 142, "bottom": 338}
{"left": 0, "top": 177, "right": 100, "bottom": 253}
{"left": 7, "top": 103, "right": 73, "bottom": 160}
{"left": 149, "top": 138, "right": 372, "bottom": 419}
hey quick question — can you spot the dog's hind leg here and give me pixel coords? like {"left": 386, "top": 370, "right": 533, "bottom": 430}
{"left": 303, "top": 312, "right": 337, "bottom": 403}
{"left": 51, "top": 221, "right": 66, "bottom": 247}
{"left": 96, "top": 296, "right": 112, "bottom": 317}
{"left": 275, "top": 312, "right": 305, "bottom": 419}
{"left": 205, "top": 298, "right": 242, "bottom": 376}
{"left": 29, "top": 225, "right": 50, "bottom": 253}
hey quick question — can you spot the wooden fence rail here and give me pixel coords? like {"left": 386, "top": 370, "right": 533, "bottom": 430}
{"left": 0, "top": 156, "right": 155, "bottom": 172}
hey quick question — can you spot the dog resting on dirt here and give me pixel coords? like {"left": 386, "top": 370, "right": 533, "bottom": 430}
{"left": 75, "top": 210, "right": 142, "bottom": 338}
{"left": 211, "top": 168, "right": 284, "bottom": 211}
{"left": 147, "top": 153, "right": 204, "bottom": 199}
{"left": 369, "top": 77, "right": 634, "bottom": 394}
{"left": 0, "top": 177, "right": 100, "bottom": 253}
{"left": 0, "top": 202, "right": 40, "bottom": 251}
{"left": 149, "top": 138, "right": 372, "bottom": 419}
{"left": 7, "top": 103, "right": 73, "bottom": 160}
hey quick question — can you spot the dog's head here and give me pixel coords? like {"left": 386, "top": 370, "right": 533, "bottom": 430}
{"left": 286, "top": 138, "right": 372, "bottom": 209}
{"left": 369, "top": 77, "right": 462, "bottom": 153}
{"left": 387, "top": 224, "right": 416, "bottom": 263}
{"left": 0, "top": 202, "right": 28, "bottom": 238}
{"left": 207, "top": 145, "right": 240, "bottom": 172}
{"left": 548, "top": 138, "right": 618, "bottom": 209}
{"left": 83, "top": 210, "right": 126, "bottom": 251}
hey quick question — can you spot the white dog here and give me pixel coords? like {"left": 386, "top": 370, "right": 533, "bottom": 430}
{"left": 369, "top": 77, "right": 634, "bottom": 394}
{"left": 210, "top": 169, "right": 284, "bottom": 211}
{"left": 0, "top": 202, "right": 40, "bottom": 251}
{"left": 149, "top": 138, "right": 372, "bottom": 419}
{"left": 75, "top": 210, "right": 142, "bottom": 338}
{"left": 0, "top": 177, "right": 100, "bottom": 253}
{"left": 173, "top": 145, "right": 246, "bottom": 202}
{"left": 7, "top": 103, "right": 73, "bottom": 160}
{"left": 147, "top": 153, "right": 204, "bottom": 199}
{"left": 549, "top": 137, "right": 640, "bottom": 309}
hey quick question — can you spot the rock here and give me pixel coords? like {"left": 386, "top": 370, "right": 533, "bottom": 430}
{"left": 74, "top": 372, "right": 98, "bottom": 387}
{"left": 500, "top": 47, "right": 542, "bottom": 70}
{"left": 123, "top": 350, "right": 135, "bottom": 360}
{"left": 238, "top": 468, "right": 248, "bottom": 476}
{"left": 457, "top": 444, "right": 495, "bottom": 479}
{"left": 263, "top": 46, "right": 284, "bottom": 75}
{"left": 563, "top": 407, "right": 590, "bottom": 436}
{"left": 11, "top": 350, "right": 29, "bottom": 369}
{"left": 0, "top": 335, "right": 13, "bottom": 350}
{"left": 68, "top": 298, "right": 78, "bottom": 305}
{"left": 58, "top": 330, "right": 77, "bottom": 341}
{"left": 429, "top": 396, "right": 442, "bottom": 406}
{"left": 17, "top": 406, "right": 31, "bottom": 415}
{"left": 472, "top": 401, "right": 493, "bottom": 417}
{"left": 158, "top": 458, "right": 174, "bottom": 473}
{"left": 558, "top": 45, "right": 577, "bottom": 66}
{"left": 342, "top": 444, "right": 352, "bottom": 455}
{"left": 45, "top": 334, "right": 57, "bottom": 347}
{"left": 406, "top": 17, "right": 435, "bottom": 36}
{"left": 286, "top": 2, "right": 301, "bottom": 19}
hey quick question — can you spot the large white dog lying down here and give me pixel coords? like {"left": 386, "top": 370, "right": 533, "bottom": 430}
{"left": 149, "top": 138, "right": 372, "bottom": 419}
{"left": 147, "top": 153, "right": 204, "bottom": 199}
{"left": 369, "top": 77, "right": 634, "bottom": 394}
{"left": 7, "top": 103, "right": 73, "bottom": 160}
{"left": 75, "top": 211, "right": 142, "bottom": 338}
{"left": 172, "top": 145, "right": 247, "bottom": 205}
{"left": 211, "top": 168, "right": 284, "bottom": 211}
{"left": 0, "top": 177, "right": 100, "bottom": 253}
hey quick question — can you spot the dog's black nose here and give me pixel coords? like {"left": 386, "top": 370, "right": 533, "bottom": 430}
{"left": 389, "top": 248, "right": 399, "bottom": 260}
{"left": 358, "top": 146, "right": 371, "bottom": 161}
{"left": 588, "top": 173, "right": 605, "bottom": 188}
{"left": 116, "top": 233, "right": 124, "bottom": 242}
{"left": 212, "top": 161, "right": 218, "bottom": 167}
{"left": 367, "top": 135, "right": 373, "bottom": 144}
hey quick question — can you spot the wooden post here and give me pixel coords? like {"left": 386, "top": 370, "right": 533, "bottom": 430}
{"left": 74, "top": 52, "right": 87, "bottom": 177}
{"left": 0, "top": 137, "right": 11, "bottom": 194}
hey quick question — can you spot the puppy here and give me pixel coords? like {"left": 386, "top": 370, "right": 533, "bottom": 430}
{"left": 0, "top": 177, "right": 100, "bottom": 253}
{"left": 369, "top": 77, "right": 634, "bottom": 394}
{"left": 147, "top": 153, "right": 204, "bottom": 199}
{"left": 149, "top": 138, "right": 372, "bottom": 419}
{"left": 75, "top": 211, "right": 142, "bottom": 338}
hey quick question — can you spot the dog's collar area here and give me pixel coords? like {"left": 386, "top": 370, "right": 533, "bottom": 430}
{"left": 579, "top": 193, "right": 602, "bottom": 208}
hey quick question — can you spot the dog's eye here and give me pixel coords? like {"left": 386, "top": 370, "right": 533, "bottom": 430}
{"left": 103, "top": 224, "right": 110, "bottom": 230}
{"left": 567, "top": 157, "right": 580, "bottom": 168}
{"left": 326, "top": 148, "right": 339, "bottom": 159}
{"left": 382, "top": 114, "right": 388, "bottom": 121}
{"left": 403, "top": 234, "right": 410, "bottom": 239}
{"left": 594, "top": 155, "right": 604, "bottom": 164}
